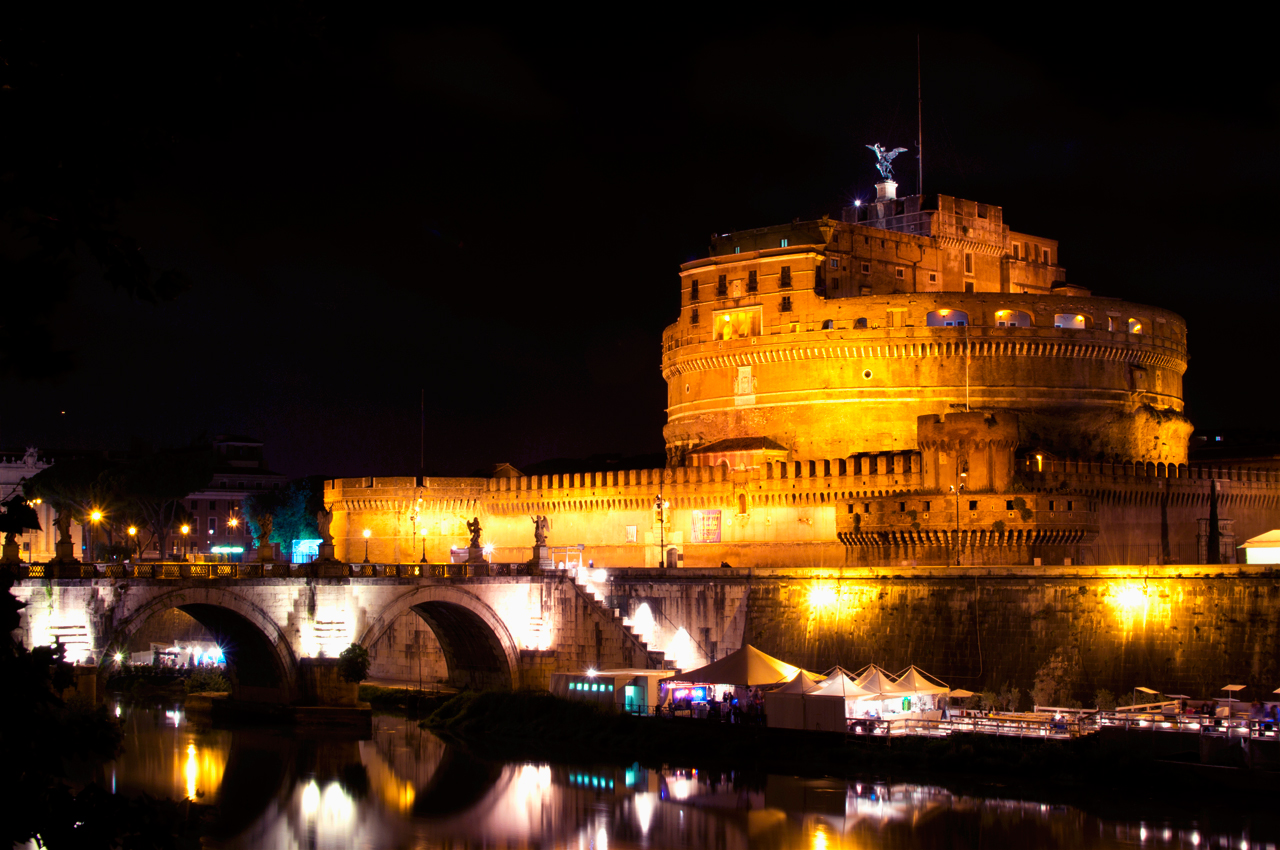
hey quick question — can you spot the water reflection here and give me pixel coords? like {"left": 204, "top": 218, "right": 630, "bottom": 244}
{"left": 104, "top": 702, "right": 1279, "bottom": 850}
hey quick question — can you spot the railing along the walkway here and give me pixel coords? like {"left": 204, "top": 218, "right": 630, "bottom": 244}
{"left": 10, "top": 561, "right": 540, "bottom": 579}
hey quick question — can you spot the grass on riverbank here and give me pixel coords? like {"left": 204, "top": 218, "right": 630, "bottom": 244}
{"left": 359, "top": 685, "right": 453, "bottom": 717}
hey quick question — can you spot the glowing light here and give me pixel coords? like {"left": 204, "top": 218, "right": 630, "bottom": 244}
{"left": 939, "top": 309, "right": 950, "bottom": 316}
{"left": 808, "top": 584, "right": 837, "bottom": 608}
{"left": 631, "top": 603, "right": 655, "bottom": 642}
{"left": 587, "top": 668, "right": 598, "bottom": 677}
{"left": 666, "top": 777, "right": 696, "bottom": 800}
{"left": 483, "top": 543, "right": 495, "bottom": 557}
{"left": 301, "top": 779, "right": 320, "bottom": 817}
{"left": 634, "top": 792, "right": 656, "bottom": 834}
{"left": 90, "top": 510, "right": 102, "bottom": 522}
{"left": 228, "top": 517, "right": 238, "bottom": 528}
{"left": 180, "top": 524, "right": 190, "bottom": 535}
{"left": 593, "top": 568, "right": 607, "bottom": 583}
{"left": 184, "top": 742, "right": 198, "bottom": 801}
{"left": 128, "top": 526, "right": 137, "bottom": 536}
{"left": 665, "top": 627, "right": 698, "bottom": 671}
{"left": 1036, "top": 453, "right": 1043, "bottom": 472}
{"left": 363, "top": 529, "right": 371, "bottom": 539}
{"left": 114, "top": 652, "right": 123, "bottom": 663}
{"left": 1111, "top": 585, "right": 1148, "bottom": 612}
{"left": 595, "top": 827, "right": 609, "bottom": 850}
{"left": 1076, "top": 315, "right": 1084, "bottom": 321}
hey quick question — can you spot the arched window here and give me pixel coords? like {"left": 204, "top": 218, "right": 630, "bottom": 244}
{"left": 854, "top": 317, "right": 868, "bottom": 328}
{"left": 926, "top": 309, "right": 969, "bottom": 327}
{"left": 821, "top": 319, "right": 834, "bottom": 330}
{"left": 995, "top": 309, "right": 1032, "bottom": 328}
{"left": 1128, "top": 318, "right": 1144, "bottom": 334}
{"left": 737, "top": 493, "right": 748, "bottom": 515}
{"left": 1053, "top": 313, "right": 1088, "bottom": 329}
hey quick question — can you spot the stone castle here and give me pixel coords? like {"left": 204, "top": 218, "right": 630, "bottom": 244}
{"left": 328, "top": 186, "right": 1280, "bottom": 570}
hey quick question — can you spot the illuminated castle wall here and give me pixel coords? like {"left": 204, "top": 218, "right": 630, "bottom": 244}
{"left": 327, "top": 190, "right": 1280, "bottom": 573}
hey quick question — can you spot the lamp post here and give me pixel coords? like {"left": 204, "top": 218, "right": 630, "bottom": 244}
{"left": 180, "top": 524, "right": 190, "bottom": 560}
{"left": 362, "top": 528, "right": 371, "bottom": 564}
{"left": 89, "top": 509, "right": 102, "bottom": 564}
{"left": 655, "top": 493, "right": 669, "bottom": 568}
{"left": 419, "top": 527, "right": 428, "bottom": 564}
{"left": 127, "top": 526, "right": 137, "bottom": 561}
{"left": 950, "top": 472, "right": 967, "bottom": 566}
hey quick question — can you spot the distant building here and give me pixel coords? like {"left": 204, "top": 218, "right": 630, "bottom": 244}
{"left": 175, "top": 435, "right": 288, "bottom": 559}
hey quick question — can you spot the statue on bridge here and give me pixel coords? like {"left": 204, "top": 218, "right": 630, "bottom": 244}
{"left": 54, "top": 509, "right": 72, "bottom": 544}
{"left": 315, "top": 505, "right": 334, "bottom": 546}
{"left": 466, "top": 516, "right": 482, "bottom": 549}
{"left": 531, "top": 515, "right": 549, "bottom": 546}
{"left": 255, "top": 514, "right": 274, "bottom": 549}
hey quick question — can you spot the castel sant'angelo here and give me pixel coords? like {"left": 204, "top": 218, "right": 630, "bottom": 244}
{"left": 328, "top": 164, "right": 1280, "bottom": 570}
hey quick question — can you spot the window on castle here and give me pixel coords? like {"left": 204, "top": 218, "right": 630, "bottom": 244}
{"left": 969, "top": 500, "right": 978, "bottom": 511}
{"left": 747, "top": 270, "right": 758, "bottom": 292}
{"left": 1053, "top": 313, "right": 1088, "bottom": 329}
{"left": 779, "top": 296, "right": 793, "bottom": 312}
{"left": 1127, "top": 318, "right": 1143, "bottom": 334}
{"left": 926, "top": 309, "right": 969, "bottom": 327}
{"left": 1067, "top": 501, "right": 1074, "bottom": 511}
{"left": 928, "top": 272, "right": 937, "bottom": 283}
{"left": 923, "top": 501, "right": 931, "bottom": 511}
{"left": 898, "top": 501, "right": 906, "bottom": 512}
{"left": 690, "top": 308, "right": 699, "bottom": 325}
{"left": 861, "top": 263, "right": 870, "bottom": 274}
{"left": 715, "top": 307, "right": 760, "bottom": 339}
{"left": 829, "top": 258, "right": 839, "bottom": 269}
{"left": 781, "top": 237, "right": 789, "bottom": 247}
{"left": 822, "top": 319, "right": 834, "bottom": 330}
{"left": 717, "top": 274, "right": 727, "bottom": 297}
{"left": 1023, "top": 241, "right": 1031, "bottom": 260}
{"left": 855, "top": 317, "right": 867, "bottom": 328}
{"left": 1049, "top": 500, "right": 1055, "bottom": 511}
{"left": 690, "top": 280, "right": 699, "bottom": 301}
{"left": 964, "top": 280, "right": 975, "bottom": 293}
{"left": 964, "top": 253, "right": 974, "bottom": 275}
{"left": 847, "top": 504, "right": 854, "bottom": 513}
{"left": 996, "top": 309, "right": 1032, "bottom": 328}
{"left": 780, "top": 266, "right": 792, "bottom": 287}
{"left": 1012, "top": 243, "right": 1021, "bottom": 260}
{"left": 895, "top": 268, "right": 905, "bottom": 279}
{"left": 734, "top": 246, "right": 740, "bottom": 254}
{"left": 1042, "top": 247, "right": 1051, "bottom": 264}
{"left": 863, "top": 503, "right": 871, "bottom": 513}
{"left": 1006, "top": 500, "right": 1015, "bottom": 510}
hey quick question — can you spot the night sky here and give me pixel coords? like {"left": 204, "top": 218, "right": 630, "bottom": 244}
{"left": 5, "top": 12, "right": 1277, "bottom": 479}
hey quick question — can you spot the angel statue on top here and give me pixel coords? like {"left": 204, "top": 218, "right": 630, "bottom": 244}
{"left": 867, "top": 143, "right": 908, "bottom": 182}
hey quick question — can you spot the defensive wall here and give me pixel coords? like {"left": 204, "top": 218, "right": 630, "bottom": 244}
{"left": 326, "top": 455, "right": 1280, "bottom": 570}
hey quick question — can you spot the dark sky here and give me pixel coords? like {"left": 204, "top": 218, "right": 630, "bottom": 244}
{"left": 4, "top": 12, "right": 1277, "bottom": 478}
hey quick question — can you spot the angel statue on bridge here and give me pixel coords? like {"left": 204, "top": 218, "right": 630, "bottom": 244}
{"left": 466, "top": 516, "right": 482, "bottom": 549}
{"left": 531, "top": 514, "right": 550, "bottom": 546}
{"left": 867, "top": 142, "right": 908, "bottom": 182}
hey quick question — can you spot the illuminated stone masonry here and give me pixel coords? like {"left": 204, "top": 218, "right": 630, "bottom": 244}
{"left": 326, "top": 188, "right": 1280, "bottom": 569}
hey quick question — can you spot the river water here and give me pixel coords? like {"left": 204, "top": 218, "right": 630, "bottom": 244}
{"left": 95, "top": 699, "right": 1276, "bottom": 850}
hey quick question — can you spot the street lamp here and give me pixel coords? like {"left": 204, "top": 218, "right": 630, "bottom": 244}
{"left": 949, "top": 472, "right": 967, "bottom": 566}
{"left": 362, "top": 528, "right": 371, "bottom": 564}
{"left": 419, "top": 526, "right": 428, "bottom": 564}
{"left": 127, "top": 526, "right": 138, "bottom": 561}
{"left": 655, "top": 493, "right": 670, "bottom": 569}
{"left": 180, "top": 524, "right": 190, "bottom": 560}
{"left": 89, "top": 509, "right": 102, "bottom": 563}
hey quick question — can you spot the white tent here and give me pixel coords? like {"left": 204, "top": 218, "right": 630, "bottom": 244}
{"left": 765, "top": 670, "right": 846, "bottom": 732}
{"left": 891, "top": 666, "right": 949, "bottom": 696}
{"left": 676, "top": 644, "right": 815, "bottom": 687}
{"left": 851, "top": 664, "right": 904, "bottom": 698}
{"left": 808, "top": 671, "right": 874, "bottom": 699}
{"left": 773, "top": 670, "right": 826, "bottom": 694}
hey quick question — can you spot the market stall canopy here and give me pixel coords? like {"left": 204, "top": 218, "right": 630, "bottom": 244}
{"left": 774, "top": 670, "right": 826, "bottom": 694}
{"left": 851, "top": 665, "right": 904, "bottom": 698}
{"left": 807, "top": 672, "right": 874, "bottom": 699}
{"left": 891, "top": 666, "right": 950, "bottom": 696}
{"left": 676, "top": 644, "right": 815, "bottom": 687}
{"left": 949, "top": 689, "right": 975, "bottom": 700}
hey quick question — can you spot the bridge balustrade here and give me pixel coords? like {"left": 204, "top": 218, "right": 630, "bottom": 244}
{"left": 4, "top": 561, "right": 535, "bottom": 580}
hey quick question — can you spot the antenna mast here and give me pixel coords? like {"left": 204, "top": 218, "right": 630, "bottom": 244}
{"left": 916, "top": 33, "right": 924, "bottom": 196}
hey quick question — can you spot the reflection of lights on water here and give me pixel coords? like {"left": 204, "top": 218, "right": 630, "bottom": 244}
{"left": 812, "top": 821, "right": 832, "bottom": 850}
{"left": 634, "top": 793, "right": 655, "bottom": 835}
{"left": 319, "top": 782, "right": 355, "bottom": 832}
{"left": 666, "top": 777, "right": 696, "bottom": 800}
{"left": 184, "top": 743, "right": 198, "bottom": 801}
{"left": 165, "top": 709, "right": 182, "bottom": 727}
{"left": 114, "top": 702, "right": 121, "bottom": 718}
{"left": 302, "top": 780, "right": 320, "bottom": 817}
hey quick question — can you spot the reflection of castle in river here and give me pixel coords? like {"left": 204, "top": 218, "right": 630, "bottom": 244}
{"left": 329, "top": 182, "right": 1280, "bottom": 570}
{"left": 104, "top": 705, "right": 1261, "bottom": 850}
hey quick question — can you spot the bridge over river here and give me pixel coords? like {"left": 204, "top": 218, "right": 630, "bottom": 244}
{"left": 10, "top": 560, "right": 1280, "bottom": 709}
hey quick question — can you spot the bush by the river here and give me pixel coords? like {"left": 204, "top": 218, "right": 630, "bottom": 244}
{"left": 182, "top": 669, "right": 230, "bottom": 694}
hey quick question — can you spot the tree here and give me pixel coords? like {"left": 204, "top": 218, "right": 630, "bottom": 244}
{"left": 338, "top": 644, "right": 371, "bottom": 683}
{"left": 115, "top": 447, "right": 213, "bottom": 560}
{"left": 244, "top": 476, "right": 325, "bottom": 560}
{"left": 24, "top": 456, "right": 117, "bottom": 556}
{"left": 0, "top": 495, "right": 42, "bottom": 544}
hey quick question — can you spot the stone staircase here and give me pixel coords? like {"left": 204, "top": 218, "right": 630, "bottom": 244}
{"left": 565, "top": 568, "right": 669, "bottom": 670}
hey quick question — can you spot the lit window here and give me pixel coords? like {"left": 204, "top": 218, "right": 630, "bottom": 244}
{"left": 781, "top": 237, "right": 789, "bottom": 247}
{"left": 734, "top": 246, "right": 740, "bottom": 254}
{"left": 829, "top": 258, "right": 839, "bottom": 269}
{"left": 822, "top": 319, "right": 834, "bottom": 330}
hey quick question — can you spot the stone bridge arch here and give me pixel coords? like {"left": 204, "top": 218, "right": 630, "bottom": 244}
{"left": 359, "top": 585, "right": 520, "bottom": 691}
{"left": 110, "top": 586, "right": 300, "bottom": 703}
